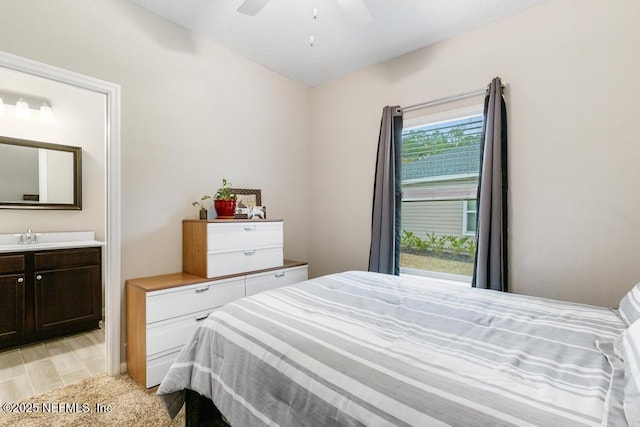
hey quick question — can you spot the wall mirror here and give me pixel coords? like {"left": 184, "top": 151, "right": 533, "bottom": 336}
{"left": 0, "top": 135, "right": 82, "bottom": 209}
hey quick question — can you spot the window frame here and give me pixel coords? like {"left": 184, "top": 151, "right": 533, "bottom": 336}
{"left": 462, "top": 199, "right": 477, "bottom": 236}
{"left": 400, "top": 268, "right": 472, "bottom": 284}
{"left": 399, "top": 104, "right": 483, "bottom": 281}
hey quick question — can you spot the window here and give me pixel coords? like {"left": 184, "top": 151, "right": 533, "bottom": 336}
{"left": 400, "top": 106, "right": 482, "bottom": 279}
{"left": 463, "top": 199, "right": 477, "bottom": 235}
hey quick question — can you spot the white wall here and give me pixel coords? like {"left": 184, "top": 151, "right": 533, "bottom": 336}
{"left": 0, "top": 0, "right": 310, "bottom": 362}
{"left": 309, "top": 0, "right": 640, "bottom": 307}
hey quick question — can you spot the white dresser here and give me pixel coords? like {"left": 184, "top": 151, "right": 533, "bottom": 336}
{"left": 127, "top": 218, "right": 306, "bottom": 389}
{"left": 183, "top": 219, "right": 284, "bottom": 278}
{"left": 126, "top": 261, "right": 308, "bottom": 388}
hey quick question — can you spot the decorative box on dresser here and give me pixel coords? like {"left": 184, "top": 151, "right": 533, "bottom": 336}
{"left": 126, "top": 219, "right": 307, "bottom": 389}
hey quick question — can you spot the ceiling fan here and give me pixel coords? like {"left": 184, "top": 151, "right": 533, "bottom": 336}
{"left": 237, "top": 0, "right": 373, "bottom": 26}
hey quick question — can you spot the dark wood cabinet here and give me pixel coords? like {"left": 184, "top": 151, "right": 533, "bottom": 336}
{"left": 0, "top": 273, "right": 25, "bottom": 347}
{"left": 0, "top": 247, "right": 101, "bottom": 351}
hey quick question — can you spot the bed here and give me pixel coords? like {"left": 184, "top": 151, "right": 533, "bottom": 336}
{"left": 157, "top": 271, "right": 639, "bottom": 426}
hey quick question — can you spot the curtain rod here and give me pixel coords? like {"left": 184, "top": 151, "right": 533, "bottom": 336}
{"left": 400, "top": 88, "right": 485, "bottom": 113}
{"left": 400, "top": 83, "right": 504, "bottom": 113}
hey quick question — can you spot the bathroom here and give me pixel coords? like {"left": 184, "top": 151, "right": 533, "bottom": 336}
{"left": 0, "top": 63, "right": 107, "bottom": 402}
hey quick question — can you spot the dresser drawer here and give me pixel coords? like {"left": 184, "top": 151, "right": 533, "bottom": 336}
{"left": 206, "top": 247, "right": 283, "bottom": 278}
{"left": 245, "top": 265, "right": 308, "bottom": 296}
{"left": 147, "top": 308, "right": 216, "bottom": 357}
{"left": 146, "top": 278, "right": 244, "bottom": 324}
{"left": 147, "top": 350, "right": 180, "bottom": 388}
{"left": 207, "top": 221, "right": 283, "bottom": 253}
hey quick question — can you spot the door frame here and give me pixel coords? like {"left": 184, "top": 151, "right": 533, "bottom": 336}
{"left": 0, "top": 50, "right": 122, "bottom": 375}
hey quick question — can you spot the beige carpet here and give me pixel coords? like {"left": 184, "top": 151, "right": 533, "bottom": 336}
{"left": 0, "top": 374, "right": 184, "bottom": 426}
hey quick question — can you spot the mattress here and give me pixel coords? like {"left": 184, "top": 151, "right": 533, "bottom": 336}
{"left": 158, "top": 271, "right": 628, "bottom": 426}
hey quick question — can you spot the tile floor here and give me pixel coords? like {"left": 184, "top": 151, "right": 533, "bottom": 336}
{"left": 0, "top": 327, "right": 104, "bottom": 403}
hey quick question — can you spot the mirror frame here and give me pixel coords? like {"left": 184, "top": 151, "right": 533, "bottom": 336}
{"left": 0, "top": 135, "right": 82, "bottom": 210}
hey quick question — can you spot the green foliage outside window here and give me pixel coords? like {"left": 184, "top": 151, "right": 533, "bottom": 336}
{"left": 401, "top": 230, "right": 476, "bottom": 259}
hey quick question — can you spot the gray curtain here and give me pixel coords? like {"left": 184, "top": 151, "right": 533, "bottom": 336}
{"left": 369, "top": 106, "right": 403, "bottom": 275}
{"left": 472, "top": 77, "right": 508, "bottom": 291}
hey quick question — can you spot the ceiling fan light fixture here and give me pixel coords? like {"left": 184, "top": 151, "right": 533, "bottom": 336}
{"left": 336, "top": 0, "right": 373, "bottom": 27}
{"left": 237, "top": 0, "right": 270, "bottom": 16}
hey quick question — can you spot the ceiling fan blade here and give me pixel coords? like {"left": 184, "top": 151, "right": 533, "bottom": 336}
{"left": 237, "top": 0, "right": 270, "bottom": 16}
{"left": 336, "top": 0, "right": 373, "bottom": 26}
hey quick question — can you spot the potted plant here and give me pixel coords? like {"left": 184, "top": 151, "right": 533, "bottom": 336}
{"left": 214, "top": 178, "right": 237, "bottom": 219}
{"left": 192, "top": 195, "right": 211, "bottom": 220}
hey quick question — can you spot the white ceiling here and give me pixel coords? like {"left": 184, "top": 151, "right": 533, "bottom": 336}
{"left": 128, "top": 0, "right": 544, "bottom": 87}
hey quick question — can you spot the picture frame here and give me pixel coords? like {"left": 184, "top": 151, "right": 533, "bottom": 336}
{"left": 231, "top": 188, "right": 262, "bottom": 219}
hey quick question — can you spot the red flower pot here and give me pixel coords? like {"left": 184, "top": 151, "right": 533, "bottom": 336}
{"left": 214, "top": 199, "right": 236, "bottom": 219}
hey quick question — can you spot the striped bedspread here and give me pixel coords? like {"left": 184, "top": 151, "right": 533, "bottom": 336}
{"left": 158, "top": 271, "right": 627, "bottom": 426}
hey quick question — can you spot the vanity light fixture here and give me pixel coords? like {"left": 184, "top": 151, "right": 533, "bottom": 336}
{"left": 39, "top": 102, "right": 54, "bottom": 123}
{"left": 0, "top": 90, "right": 54, "bottom": 123}
{"left": 15, "top": 98, "right": 31, "bottom": 119}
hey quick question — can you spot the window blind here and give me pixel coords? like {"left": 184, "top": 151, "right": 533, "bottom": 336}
{"left": 402, "top": 115, "right": 483, "bottom": 183}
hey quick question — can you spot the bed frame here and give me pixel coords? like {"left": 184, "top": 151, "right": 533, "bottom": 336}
{"left": 185, "top": 389, "right": 228, "bottom": 427}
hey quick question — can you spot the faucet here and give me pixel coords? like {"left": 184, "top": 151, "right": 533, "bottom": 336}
{"left": 14, "top": 229, "right": 39, "bottom": 244}
{"left": 27, "top": 229, "right": 40, "bottom": 244}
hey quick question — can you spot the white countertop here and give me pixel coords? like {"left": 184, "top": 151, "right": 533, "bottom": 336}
{"left": 0, "top": 231, "right": 105, "bottom": 253}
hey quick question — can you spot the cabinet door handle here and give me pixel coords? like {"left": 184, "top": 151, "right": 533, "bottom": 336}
{"left": 17, "top": 277, "right": 24, "bottom": 283}
{"left": 36, "top": 275, "right": 42, "bottom": 281}
{"left": 275, "top": 272, "right": 285, "bottom": 278}
{"left": 195, "top": 287, "right": 209, "bottom": 294}
{"left": 243, "top": 225, "right": 256, "bottom": 232}
{"left": 195, "top": 315, "right": 209, "bottom": 322}
{"left": 244, "top": 250, "right": 256, "bottom": 256}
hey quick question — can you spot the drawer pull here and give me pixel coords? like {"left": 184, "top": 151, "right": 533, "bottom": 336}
{"left": 17, "top": 277, "right": 24, "bottom": 283}
{"left": 36, "top": 275, "right": 42, "bottom": 281}
{"left": 195, "top": 315, "right": 209, "bottom": 322}
{"left": 243, "top": 225, "right": 256, "bottom": 232}
{"left": 244, "top": 250, "right": 256, "bottom": 256}
{"left": 195, "top": 287, "right": 209, "bottom": 293}
{"left": 275, "top": 272, "right": 285, "bottom": 278}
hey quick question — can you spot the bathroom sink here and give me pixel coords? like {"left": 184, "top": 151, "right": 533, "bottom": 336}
{"left": 0, "top": 231, "right": 104, "bottom": 253}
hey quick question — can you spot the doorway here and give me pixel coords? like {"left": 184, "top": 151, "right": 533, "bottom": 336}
{"left": 0, "top": 50, "right": 121, "bottom": 376}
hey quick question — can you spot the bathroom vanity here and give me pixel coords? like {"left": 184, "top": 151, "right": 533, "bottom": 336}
{"left": 0, "top": 231, "right": 103, "bottom": 351}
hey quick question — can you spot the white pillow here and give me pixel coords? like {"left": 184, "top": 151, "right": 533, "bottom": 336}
{"left": 619, "top": 282, "right": 640, "bottom": 326}
{"left": 615, "top": 320, "right": 640, "bottom": 426}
